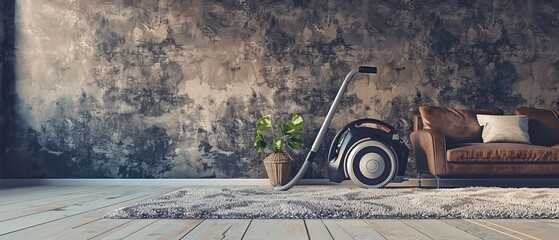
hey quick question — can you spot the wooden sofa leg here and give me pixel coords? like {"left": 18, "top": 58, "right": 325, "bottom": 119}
{"left": 417, "top": 173, "right": 422, "bottom": 188}
{"left": 436, "top": 176, "right": 440, "bottom": 189}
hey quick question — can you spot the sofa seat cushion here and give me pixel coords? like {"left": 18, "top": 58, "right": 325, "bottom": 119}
{"left": 447, "top": 143, "right": 559, "bottom": 163}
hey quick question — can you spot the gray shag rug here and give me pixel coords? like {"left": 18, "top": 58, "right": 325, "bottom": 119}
{"left": 105, "top": 187, "right": 559, "bottom": 219}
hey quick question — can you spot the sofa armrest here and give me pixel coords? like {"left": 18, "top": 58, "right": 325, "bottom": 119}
{"left": 410, "top": 129, "right": 447, "bottom": 176}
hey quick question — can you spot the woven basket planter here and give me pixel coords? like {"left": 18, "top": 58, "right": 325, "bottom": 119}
{"left": 263, "top": 152, "right": 293, "bottom": 187}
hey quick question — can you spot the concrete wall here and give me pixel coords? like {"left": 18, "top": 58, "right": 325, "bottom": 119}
{"left": 3, "top": 0, "right": 559, "bottom": 178}
{"left": 1, "top": 0, "right": 17, "bottom": 178}
{"left": 0, "top": 1, "right": 4, "bottom": 178}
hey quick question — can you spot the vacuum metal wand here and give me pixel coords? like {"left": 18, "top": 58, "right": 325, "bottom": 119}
{"left": 275, "top": 66, "right": 377, "bottom": 191}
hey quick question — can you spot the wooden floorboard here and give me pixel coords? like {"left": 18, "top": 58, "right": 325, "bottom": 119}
{"left": 0, "top": 185, "right": 139, "bottom": 221}
{"left": 0, "top": 185, "right": 156, "bottom": 235}
{"left": 322, "top": 219, "right": 386, "bottom": 240}
{"left": 121, "top": 219, "right": 203, "bottom": 239}
{"left": 483, "top": 219, "right": 558, "bottom": 240}
{"left": 181, "top": 219, "right": 251, "bottom": 240}
{"left": 364, "top": 219, "right": 431, "bottom": 240}
{"left": 400, "top": 219, "right": 481, "bottom": 240}
{"left": 243, "top": 219, "right": 308, "bottom": 240}
{"left": 443, "top": 219, "right": 521, "bottom": 240}
{"left": 0, "top": 185, "right": 182, "bottom": 239}
{"left": 0, "top": 186, "right": 109, "bottom": 206}
{"left": 0, "top": 187, "right": 103, "bottom": 214}
{"left": 51, "top": 219, "right": 132, "bottom": 240}
{"left": 304, "top": 219, "right": 333, "bottom": 240}
{"left": 0, "top": 185, "right": 75, "bottom": 198}
{"left": 89, "top": 219, "right": 157, "bottom": 240}
{"left": 1, "top": 185, "right": 559, "bottom": 239}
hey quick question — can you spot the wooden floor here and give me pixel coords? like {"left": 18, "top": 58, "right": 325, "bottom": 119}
{"left": 0, "top": 185, "right": 558, "bottom": 240}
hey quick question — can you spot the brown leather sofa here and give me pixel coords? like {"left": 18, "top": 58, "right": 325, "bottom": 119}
{"left": 410, "top": 106, "right": 559, "bottom": 187}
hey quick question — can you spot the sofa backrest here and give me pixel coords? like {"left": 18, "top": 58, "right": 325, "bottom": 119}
{"left": 417, "top": 106, "right": 503, "bottom": 144}
{"left": 515, "top": 107, "right": 559, "bottom": 146}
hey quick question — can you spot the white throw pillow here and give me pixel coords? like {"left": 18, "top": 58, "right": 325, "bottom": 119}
{"left": 477, "top": 115, "right": 531, "bottom": 144}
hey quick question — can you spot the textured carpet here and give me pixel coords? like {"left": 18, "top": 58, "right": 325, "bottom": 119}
{"left": 105, "top": 187, "right": 559, "bottom": 219}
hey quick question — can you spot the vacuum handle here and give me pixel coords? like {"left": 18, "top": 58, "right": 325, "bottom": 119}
{"left": 308, "top": 66, "right": 378, "bottom": 154}
{"left": 359, "top": 66, "right": 377, "bottom": 73}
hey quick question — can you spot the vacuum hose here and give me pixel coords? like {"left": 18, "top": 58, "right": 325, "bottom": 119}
{"left": 274, "top": 66, "right": 378, "bottom": 191}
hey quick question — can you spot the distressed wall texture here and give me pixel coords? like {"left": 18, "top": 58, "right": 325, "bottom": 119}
{"left": 0, "top": 1, "right": 4, "bottom": 178}
{"left": 0, "top": 1, "right": 5, "bottom": 178}
{"left": 2, "top": 0, "right": 559, "bottom": 178}
{"left": 0, "top": 0, "right": 17, "bottom": 178}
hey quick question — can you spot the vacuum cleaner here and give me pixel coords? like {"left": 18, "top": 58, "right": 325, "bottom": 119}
{"left": 275, "top": 66, "right": 409, "bottom": 191}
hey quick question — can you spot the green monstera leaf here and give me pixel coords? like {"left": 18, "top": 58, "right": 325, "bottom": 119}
{"left": 288, "top": 134, "right": 303, "bottom": 149}
{"left": 253, "top": 113, "right": 304, "bottom": 154}
{"left": 253, "top": 132, "right": 267, "bottom": 153}
{"left": 278, "top": 123, "right": 294, "bottom": 135}
{"left": 288, "top": 114, "right": 304, "bottom": 131}
{"left": 272, "top": 137, "right": 284, "bottom": 153}
{"left": 256, "top": 115, "right": 272, "bottom": 132}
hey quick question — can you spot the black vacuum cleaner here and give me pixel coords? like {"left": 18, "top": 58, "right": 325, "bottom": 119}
{"left": 275, "top": 66, "right": 409, "bottom": 191}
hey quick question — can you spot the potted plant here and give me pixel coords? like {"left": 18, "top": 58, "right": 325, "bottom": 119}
{"left": 253, "top": 113, "right": 304, "bottom": 186}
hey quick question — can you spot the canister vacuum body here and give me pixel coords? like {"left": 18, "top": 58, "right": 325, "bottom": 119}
{"left": 327, "top": 118, "right": 408, "bottom": 187}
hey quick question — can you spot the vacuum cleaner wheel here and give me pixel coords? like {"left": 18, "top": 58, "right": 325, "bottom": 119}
{"left": 346, "top": 139, "right": 397, "bottom": 188}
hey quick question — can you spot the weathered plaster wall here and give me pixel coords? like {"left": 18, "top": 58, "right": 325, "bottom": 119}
{"left": 1, "top": 0, "right": 17, "bottom": 178}
{"left": 3, "top": 0, "right": 559, "bottom": 178}
{"left": 0, "top": 1, "right": 4, "bottom": 178}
